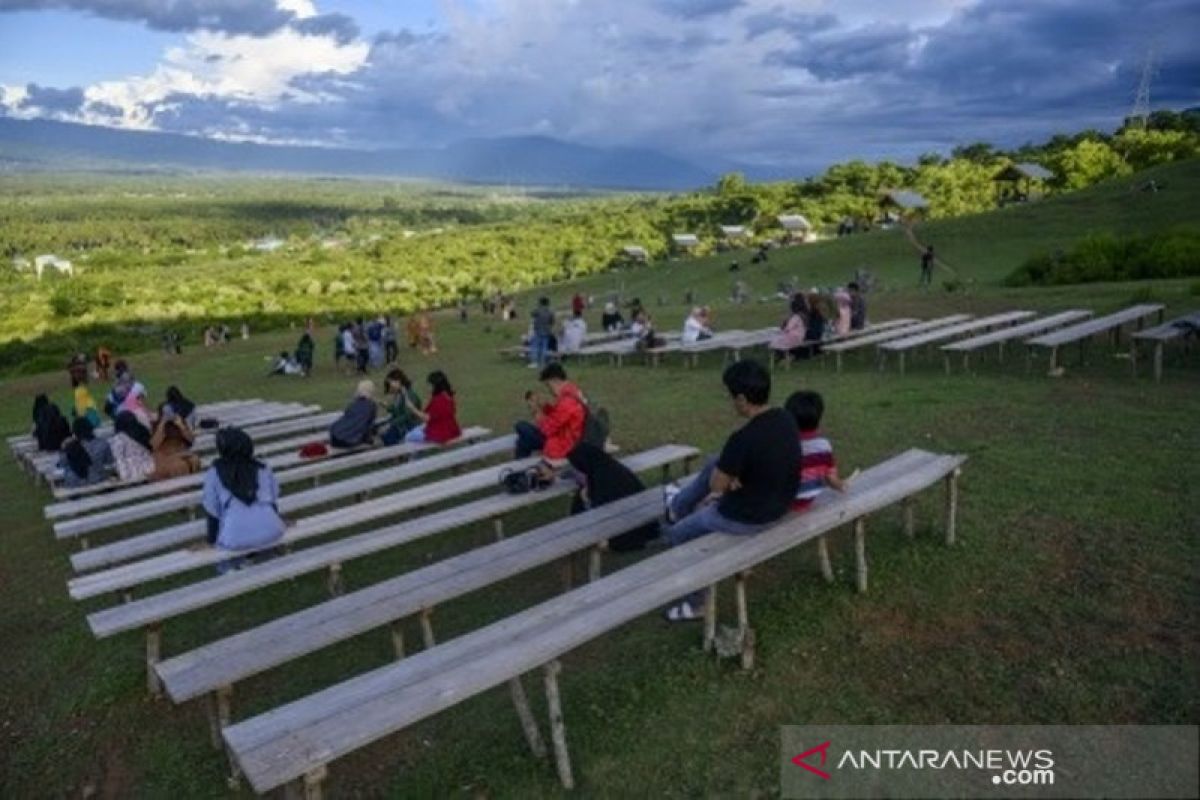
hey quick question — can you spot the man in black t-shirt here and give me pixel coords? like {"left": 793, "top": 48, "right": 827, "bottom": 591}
{"left": 663, "top": 359, "right": 800, "bottom": 621}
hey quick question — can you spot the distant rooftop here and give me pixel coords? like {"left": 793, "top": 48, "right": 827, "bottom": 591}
{"left": 994, "top": 162, "right": 1054, "bottom": 182}
{"left": 777, "top": 214, "right": 811, "bottom": 231}
{"left": 880, "top": 190, "right": 929, "bottom": 210}
{"left": 672, "top": 233, "right": 700, "bottom": 247}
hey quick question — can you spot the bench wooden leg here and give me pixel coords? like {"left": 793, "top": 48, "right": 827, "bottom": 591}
{"left": 560, "top": 557, "right": 575, "bottom": 591}
{"left": 291, "top": 766, "right": 326, "bottom": 800}
{"left": 703, "top": 586, "right": 717, "bottom": 653}
{"left": 836, "top": 352, "right": 843, "bottom": 373}
{"left": 1154, "top": 342, "right": 1164, "bottom": 383}
{"left": 79, "top": 536, "right": 89, "bottom": 551}
{"left": 944, "top": 469, "right": 961, "bottom": 546}
{"left": 816, "top": 536, "right": 834, "bottom": 584}
{"left": 735, "top": 572, "right": 755, "bottom": 671}
{"left": 327, "top": 562, "right": 344, "bottom": 596}
{"left": 898, "top": 351, "right": 906, "bottom": 376}
{"left": 390, "top": 621, "right": 405, "bottom": 659}
{"left": 493, "top": 517, "right": 506, "bottom": 542}
{"left": 943, "top": 354, "right": 951, "bottom": 375}
{"left": 509, "top": 675, "right": 547, "bottom": 759}
{"left": 543, "top": 660, "right": 574, "bottom": 790}
{"left": 588, "top": 545, "right": 603, "bottom": 582}
{"left": 997, "top": 341, "right": 1005, "bottom": 363}
{"left": 145, "top": 623, "right": 163, "bottom": 697}
{"left": 420, "top": 608, "right": 436, "bottom": 649}
{"left": 903, "top": 499, "right": 916, "bottom": 539}
{"left": 854, "top": 519, "right": 868, "bottom": 594}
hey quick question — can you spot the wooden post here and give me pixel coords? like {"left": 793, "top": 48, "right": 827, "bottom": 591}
{"left": 145, "top": 623, "right": 163, "bottom": 697}
{"left": 997, "top": 341, "right": 1006, "bottom": 363}
{"left": 1130, "top": 340, "right": 1138, "bottom": 375}
{"left": 543, "top": 660, "right": 574, "bottom": 790}
{"left": 420, "top": 608, "right": 436, "bottom": 649}
{"left": 944, "top": 468, "right": 961, "bottom": 546}
{"left": 898, "top": 351, "right": 906, "bottom": 376}
{"left": 703, "top": 586, "right": 717, "bottom": 653}
{"left": 1049, "top": 346, "right": 1058, "bottom": 373}
{"left": 816, "top": 536, "right": 834, "bottom": 584}
{"left": 390, "top": 621, "right": 406, "bottom": 659}
{"left": 735, "top": 572, "right": 755, "bottom": 670}
{"left": 962, "top": 353, "right": 970, "bottom": 373}
{"left": 560, "top": 557, "right": 574, "bottom": 591}
{"left": 1153, "top": 342, "right": 1164, "bottom": 383}
{"left": 588, "top": 545, "right": 603, "bottom": 582}
{"left": 493, "top": 517, "right": 505, "bottom": 542}
{"left": 206, "top": 693, "right": 223, "bottom": 750}
{"left": 79, "top": 536, "right": 89, "bottom": 551}
{"left": 302, "top": 766, "right": 327, "bottom": 800}
{"left": 508, "top": 676, "right": 547, "bottom": 759}
{"left": 902, "top": 499, "right": 916, "bottom": 539}
{"left": 943, "top": 353, "right": 951, "bottom": 375}
{"left": 854, "top": 518, "right": 868, "bottom": 594}
{"left": 327, "top": 562, "right": 344, "bottom": 596}
{"left": 836, "top": 351, "right": 844, "bottom": 373}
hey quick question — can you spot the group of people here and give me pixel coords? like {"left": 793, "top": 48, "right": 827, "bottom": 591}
{"left": 325, "top": 368, "right": 462, "bottom": 451}
{"left": 769, "top": 283, "right": 867, "bottom": 362}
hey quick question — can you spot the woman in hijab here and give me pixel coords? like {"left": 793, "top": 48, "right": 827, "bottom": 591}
{"left": 58, "top": 417, "right": 114, "bottom": 488}
{"left": 119, "top": 382, "right": 152, "bottom": 428}
{"left": 329, "top": 379, "right": 381, "bottom": 449}
{"left": 201, "top": 427, "right": 285, "bottom": 559}
{"left": 33, "top": 394, "right": 71, "bottom": 452}
{"left": 163, "top": 386, "right": 197, "bottom": 429}
{"left": 566, "top": 442, "right": 659, "bottom": 552}
{"left": 110, "top": 410, "right": 155, "bottom": 482}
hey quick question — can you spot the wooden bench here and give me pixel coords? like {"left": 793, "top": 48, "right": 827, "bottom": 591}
{"left": 940, "top": 310, "right": 1093, "bottom": 372}
{"left": 501, "top": 330, "right": 627, "bottom": 360}
{"left": 643, "top": 330, "right": 749, "bottom": 367}
{"left": 1131, "top": 311, "right": 1200, "bottom": 382}
{"left": 877, "top": 311, "right": 1036, "bottom": 374}
{"left": 66, "top": 431, "right": 504, "bottom": 571}
{"left": 771, "top": 319, "right": 922, "bottom": 371}
{"left": 221, "top": 448, "right": 964, "bottom": 796}
{"left": 824, "top": 315, "right": 973, "bottom": 372}
{"left": 86, "top": 446, "right": 699, "bottom": 698}
{"left": 1026, "top": 303, "right": 1165, "bottom": 373}
{"left": 574, "top": 332, "right": 682, "bottom": 367}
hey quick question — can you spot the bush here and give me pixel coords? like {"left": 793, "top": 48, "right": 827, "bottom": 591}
{"left": 1004, "top": 228, "right": 1200, "bottom": 286}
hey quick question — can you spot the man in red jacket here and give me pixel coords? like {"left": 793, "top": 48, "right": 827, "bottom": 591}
{"left": 514, "top": 363, "right": 587, "bottom": 462}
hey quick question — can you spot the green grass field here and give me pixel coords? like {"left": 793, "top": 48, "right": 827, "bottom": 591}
{"left": 0, "top": 163, "right": 1197, "bottom": 798}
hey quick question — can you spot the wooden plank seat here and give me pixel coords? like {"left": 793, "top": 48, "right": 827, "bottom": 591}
{"left": 1025, "top": 303, "right": 1165, "bottom": 373}
{"left": 85, "top": 445, "right": 700, "bottom": 699}
{"left": 824, "top": 315, "right": 973, "bottom": 372}
{"left": 1131, "top": 311, "right": 1200, "bottom": 382}
{"left": 66, "top": 431, "right": 505, "bottom": 572}
{"left": 642, "top": 330, "right": 749, "bottom": 367}
{"left": 501, "top": 330, "right": 627, "bottom": 359}
{"left": 221, "top": 448, "right": 965, "bottom": 796}
{"left": 573, "top": 332, "right": 682, "bottom": 366}
{"left": 771, "top": 318, "right": 923, "bottom": 371}
{"left": 877, "top": 311, "right": 1036, "bottom": 374}
{"left": 940, "top": 309, "right": 1093, "bottom": 372}
{"left": 156, "top": 481, "right": 687, "bottom": 715}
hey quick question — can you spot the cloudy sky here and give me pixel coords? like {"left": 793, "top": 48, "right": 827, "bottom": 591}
{"left": 0, "top": 0, "right": 1197, "bottom": 170}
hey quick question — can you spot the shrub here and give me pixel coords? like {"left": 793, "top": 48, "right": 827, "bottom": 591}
{"left": 1004, "top": 228, "right": 1200, "bottom": 286}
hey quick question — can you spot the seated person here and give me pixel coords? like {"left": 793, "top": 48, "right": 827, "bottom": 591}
{"left": 380, "top": 368, "right": 423, "bottom": 445}
{"left": 57, "top": 417, "right": 114, "bottom": 488}
{"left": 329, "top": 380, "right": 380, "bottom": 449}
{"left": 785, "top": 390, "right": 846, "bottom": 510}
{"left": 267, "top": 351, "right": 305, "bottom": 376}
{"left": 514, "top": 363, "right": 586, "bottom": 463}
{"left": 162, "top": 386, "right": 197, "bottom": 429}
{"left": 769, "top": 295, "right": 808, "bottom": 361}
{"left": 110, "top": 411, "right": 156, "bottom": 482}
{"left": 567, "top": 442, "right": 658, "bottom": 551}
{"left": 202, "top": 428, "right": 285, "bottom": 568}
{"left": 800, "top": 292, "right": 827, "bottom": 357}
{"left": 72, "top": 378, "right": 102, "bottom": 428}
{"left": 295, "top": 332, "right": 315, "bottom": 375}
{"left": 32, "top": 394, "right": 71, "bottom": 452}
{"left": 118, "top": 382, "right": 153, "bottom": 428}
{"left": 148, "top": 410, "right": 201, "bottom": 481}
{"left": 403, "top": 370, "right": 462, "bottom": 444}
{"left": 601, "top": 302, "right": 625, "bottom": 332}
{"left": 662, "top": 360, "right": 800, "bottom": 622}
{"left": 682, "top": 306, "right": 714, "bottom": 344}
{"left": 560, "top": 311, "right": 588, "bottom": 353}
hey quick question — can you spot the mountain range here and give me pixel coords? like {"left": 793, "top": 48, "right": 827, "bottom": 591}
{"left": 0, "top": 117, "right": 727, "bottom": 190}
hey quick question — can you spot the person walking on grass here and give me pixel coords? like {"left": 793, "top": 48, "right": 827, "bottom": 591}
{"left": 920, "top": 245, "right": 935, "bottom": 287}
{"left": 661, "top": 359, "right": 800, "bottom": 622}
{"left": 529, "top": 296, "right": 555, "bottom": 369}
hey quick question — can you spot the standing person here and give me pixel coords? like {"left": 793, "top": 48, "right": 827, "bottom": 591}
{"left": 380, "top": 368, "right": 423, "bottom": 445}
{"left": 848, "top": 282, "right": 867, "bottom": 330}
{"left": 661, "top": 360, "right": 800, "bottom": 621}
{"left": 920, "top": 245, "right": 935, "bottom": 287}
{"left": 417, "top": 312, "right": 437, "bottom": 354}
{"left": 110, "top": 411, "right": 155, "bottom": 482}
{"left": 329, "top": 380, "right": 380, "bottom": 449}
{"left": 382, "top": 315, "right": 398, "bottom": 364}
{"left": 240, "top": 322, "right": 250, "bottom": 340}
{"left": 571, "top": 292, "right": 586, "bottom": 317}
{"left": 513, "top": 363, "right": 587, "bottom": 462}
{"left": 58, "top": 417, "right": 114, "bottom": 488}
{"left": 406, "top": 315, "right": 422, "bottom": 349}
{"left": 367, "top": 317, "right": 385, "bottom": 368}
{"left": 66, "top": 352, "right": 88, "bottom": 387}
{"left": 567, "top": 442, "right": 659, "bottom": 551}
{"left": 296, "top": 331, "right": 315, "bottom": 376}
{"left": 340, "top": 324, "right": 356, "bottom": 372}
{"left": 32, "top": 394, "right": 71, "bottom": 452}
{"left": 95, "top": 346, "right": 112, "bottom": 381}
{"left": 528, "top": 297, "right": 555, "bottom": 369}
{"left": 353, "top": 318, "right": 370, "bottom": 373}
{"left": 201, "top": 428, "right": 286, "bottom": 566}
{"left": 833, "top": 287, "right": 852, "bottom": 336}
{"left": 403, "top": 370, "right": 462, "bottom": 444}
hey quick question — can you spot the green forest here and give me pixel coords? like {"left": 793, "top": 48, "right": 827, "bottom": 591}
{"left": 1, "top": 112, "right": 1197, "bottom": 372}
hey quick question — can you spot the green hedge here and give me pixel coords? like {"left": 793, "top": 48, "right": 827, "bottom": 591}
{"left": 1004, "top": 228, "right": 1200, "bottom": 286}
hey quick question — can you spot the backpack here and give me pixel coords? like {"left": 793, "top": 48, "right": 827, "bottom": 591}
{"left": 500, "top": 466, "right": 553, "bottom": 495}
{"left": 582, "top": 405, "right": 610, "bottom": 448}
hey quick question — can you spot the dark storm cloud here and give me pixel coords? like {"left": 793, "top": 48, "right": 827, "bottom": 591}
{"left": 19, "top": 82, "right": 85, "bottom": 113}
{"left": 0, "top": 0, "right": 294, "bottom": 35}
{"left": 771, "top": 22, "right": 915, "bottom": 79}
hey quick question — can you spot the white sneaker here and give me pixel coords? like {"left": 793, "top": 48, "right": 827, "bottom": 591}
{"left": 663, "top": 481, "right": 681, "bottom": 523}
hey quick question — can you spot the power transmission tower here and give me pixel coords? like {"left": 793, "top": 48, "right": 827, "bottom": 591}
{"left": 1129, "top": 46, "right": 1156, "bottom": 129}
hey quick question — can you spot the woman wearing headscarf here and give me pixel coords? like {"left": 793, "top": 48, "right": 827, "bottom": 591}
{"left": 566, "top": 442, "right": 659, "bottom": 552}
{"left": 770, "top": 294, "right": 808, "bottom": 363}
{"left": 201, "top": 428, "right": 285, "bottom": 559}
{"left": 163, "top": 386, "right": 197, "bottom": 429}
{"left": 119, "top": 382, "right": 152, "bottom": 428}
{"left": 148, "top": 409, "right": 201, "bottom": 481}
{"left": 33, "top": 394, "right": 71, "bottom": 452}
{"left": 110, "top": 411, "right": 155, "bottom": 482}
{"left": 328, "top": 379, "right": 381, "bottom": 449}
{"left": 403, "top": 370, "right": 461, "bottom": 444}
{"left": 57, "top": 417, "right": 114, "bottom": 488}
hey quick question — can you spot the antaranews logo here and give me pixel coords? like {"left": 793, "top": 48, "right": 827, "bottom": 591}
{"left": 790, "top": 739, "right": 1055, "bottom": 787}
{"left": 791, "top": 741, "right": 832, "bottom": 780}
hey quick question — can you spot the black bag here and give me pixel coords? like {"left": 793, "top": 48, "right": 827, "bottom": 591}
{"left": 500, "top": 466, "right": 553, "bottom": 495}
{"left": 582, "top": 406, "right": 610, "bottom": 448}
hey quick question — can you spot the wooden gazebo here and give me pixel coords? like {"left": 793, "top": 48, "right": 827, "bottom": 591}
{"left": 993, "top": 162, "right": 1054, "bottom": 203}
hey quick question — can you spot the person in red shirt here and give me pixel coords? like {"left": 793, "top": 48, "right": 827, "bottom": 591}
{"left": 403, "top": 370, "right": 462, "bottom": 444}
{"left": 514, "top": 363, "right": 587, "bottom": 463}
{"left": 571, "top": 292, "right": 586, "bottom": 317}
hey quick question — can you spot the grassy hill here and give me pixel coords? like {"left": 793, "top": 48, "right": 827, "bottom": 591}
{"left": 0, "top": 163, "right": 1197, "bottom": 798}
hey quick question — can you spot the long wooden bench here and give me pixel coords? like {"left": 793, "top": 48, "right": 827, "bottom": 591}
{"left": 824, "top": 315, "right": 972, "bottom": 372}
{"left": 86, "top": 446, "right": 699, "bottom": 698}
{"left": 877, "top": 311, "right": 1035, "bottom": 374}
{"left": 940, "top": 309, "right": 1093, "bottom": 372}
{"left": 66, "top": 431, "right": 506, "bottom": 572}
{"left": 772, "top": 318, "right": 922, "bottom": 372}
{"left": 222, "top": 448, "right": 965, "bottom": 796}
{"left": 1026, "top": 303, "right": 1165, "bottom": 373}
{"left": 1131, "top": 311, "right": 1200, "bottom": 382}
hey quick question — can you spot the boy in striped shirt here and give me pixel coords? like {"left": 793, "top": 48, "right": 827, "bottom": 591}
{"left": 784, "top": 390, "right": 846, "bottom": 510}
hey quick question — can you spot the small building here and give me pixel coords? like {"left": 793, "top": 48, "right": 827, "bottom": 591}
{"left": 878, "top": 190, "right": 929, "bottom": 225}
{"left": 719, "top": 225, "right": 749, "bottom": 240}
{"left": 777, "top": 214, "right": 812, "bottom": 243}
{"left": 993, "top": 162, "right": 1054, "bottom": 204}
{"left": 672, "top": 233, "right": 700, "bottom": 251}
{"left": 252, "top": 236, "right": 285, "bottom": 253}
{"left": 621, "top": 245, "right": 649, "bottom": 263}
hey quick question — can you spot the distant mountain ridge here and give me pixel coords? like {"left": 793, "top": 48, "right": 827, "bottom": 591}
{"left": 0, "top": 117, "right": 715, "bottom": 190}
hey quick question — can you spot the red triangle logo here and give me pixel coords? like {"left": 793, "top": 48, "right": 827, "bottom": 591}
{"left": 791, "top": 740, "right": 832, "bottom": 780}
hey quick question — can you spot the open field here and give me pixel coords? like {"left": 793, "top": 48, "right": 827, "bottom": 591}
{"left": 1, "top": 165, "right": 1198, "bottom": 798}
